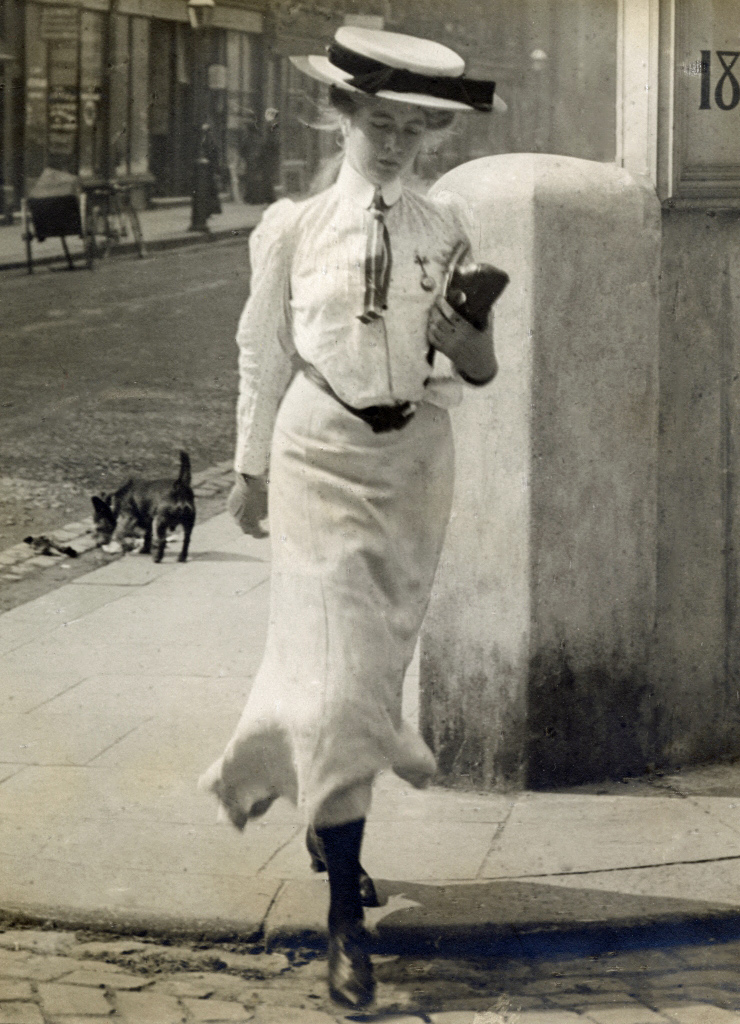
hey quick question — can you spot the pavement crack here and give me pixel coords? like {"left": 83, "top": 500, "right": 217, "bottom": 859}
{"left": 26, "top": 674, "right": 92, "bottom": 713}
{"left": 499, "top": 850, "right": 740, "bottom": 880}
{"left": 476, "top": 796, "right": 519, "bottom": 880}
{"left": 260, "top": 878, "right": 285, "bottom": 935}
{"left": 257, "top": 828, "right": 301, "bottom": 875}
{"left": 0, "top": 765, "right": 28, "bottom": 787}
{"left": 235, "top": 575, "right": 270, "bottom": 598}
{"left": 84, "top": 716, "right": 154, "bottom": 765}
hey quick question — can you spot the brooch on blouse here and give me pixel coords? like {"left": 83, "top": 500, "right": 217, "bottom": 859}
{"left": 414, "top": 254, "right": 436, "bottom": 292}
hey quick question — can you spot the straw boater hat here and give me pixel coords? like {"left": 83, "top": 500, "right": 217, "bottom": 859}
{"left": 291, "top": 26, "right": 506, "bottom": 113}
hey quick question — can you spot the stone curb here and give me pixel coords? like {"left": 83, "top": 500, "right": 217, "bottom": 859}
{"left": 4, "top": 891, "right": 740, "bottom": 961}
{"left": 0, "top": 900, "right": 269, "bottom": 946}
{"left": 0, "top": 460, "right": 235, "bottom": 586}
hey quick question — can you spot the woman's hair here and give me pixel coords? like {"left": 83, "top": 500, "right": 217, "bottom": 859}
{"left": 328, "top": 84, "right": 456, "bottom": 132}
{"left": 305, "top": 86, "right": 458, "bottom": 195}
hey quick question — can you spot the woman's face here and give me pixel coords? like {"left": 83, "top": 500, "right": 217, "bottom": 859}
{"left": 342, "top": 97, "right": 428, "bottom": 185}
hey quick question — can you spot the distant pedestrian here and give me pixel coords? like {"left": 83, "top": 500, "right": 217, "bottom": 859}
{"left": 191, "top": 123, "right": 221, "bottom": 232}
{"left": 201, "top": 123, "right": 222, "bottom": 216}
{"left": 201, "top": 26, "right": 502, "bottom": 1011}
{"left": 238, "top": 111, "right": 263, "bottom": 203}
{"left": 260, "top": 108, "right": 280, "bottom": 202}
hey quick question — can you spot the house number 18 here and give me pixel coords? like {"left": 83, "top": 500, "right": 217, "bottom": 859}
{"left": 699, "top": 50, "right": 740, "bottom": 110}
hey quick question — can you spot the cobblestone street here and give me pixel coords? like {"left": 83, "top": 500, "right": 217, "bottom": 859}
{"left": 0, "top": 926, "right": 739, "bottom": 1024}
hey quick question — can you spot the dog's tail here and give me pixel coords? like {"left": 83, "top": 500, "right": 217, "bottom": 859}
{"left": 177, "top": 450, "right": 192, "bottom": 488}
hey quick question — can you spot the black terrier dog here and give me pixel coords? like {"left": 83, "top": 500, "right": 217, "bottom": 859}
{"left": 92, "top": 451, "right": 196, "bottom": 563}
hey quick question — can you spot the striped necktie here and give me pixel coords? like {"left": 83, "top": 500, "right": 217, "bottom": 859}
{"left": 358, "top": 188, "right": 392, "bottom": 324}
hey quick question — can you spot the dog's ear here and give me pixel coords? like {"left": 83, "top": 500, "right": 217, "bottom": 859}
{"left": 91, "top": 495, "right": 116, "bottom": 523}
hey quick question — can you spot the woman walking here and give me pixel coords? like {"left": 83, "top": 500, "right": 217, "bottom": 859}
{"left": 201, "top": 26, "right": 502, "bottom": 1009}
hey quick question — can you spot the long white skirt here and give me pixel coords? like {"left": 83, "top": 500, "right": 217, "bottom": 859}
{"left": 200, "top": 372, "right": 455, "bottom": 828}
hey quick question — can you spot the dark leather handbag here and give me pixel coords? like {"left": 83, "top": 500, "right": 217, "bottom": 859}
{"left": 444, "top": 242, "right": 509, "bottom": 330}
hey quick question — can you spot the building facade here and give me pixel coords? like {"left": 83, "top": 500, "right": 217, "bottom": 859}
{"left": 267, "top": 0, "right": 618, "bottom": 196}
{"left": 1, "top": 0, "right": 268, "bottom": 214}
{"left": 0, "top": 0, "right": 23, "bottom": 220}
{"left": 2, "top": 0, "right": 621, "bottom": 216}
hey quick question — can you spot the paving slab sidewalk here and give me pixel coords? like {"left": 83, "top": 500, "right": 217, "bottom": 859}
{"left": 0, "top": 200, "right": 265, "bottom": 272}
{"left": 2, "top": 509, "right": 740, "bottom": 951}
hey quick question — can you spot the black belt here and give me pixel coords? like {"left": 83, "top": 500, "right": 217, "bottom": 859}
{"left": 303, "top": 364, "right": 416, "bottom": 433}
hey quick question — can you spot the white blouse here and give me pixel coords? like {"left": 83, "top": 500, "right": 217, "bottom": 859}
{"left": 234, "top": 159, "right": 471, "bottom": 476}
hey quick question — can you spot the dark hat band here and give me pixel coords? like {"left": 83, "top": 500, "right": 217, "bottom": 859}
{"left": 327, "top": 41, "right": 495, "bottom": 112}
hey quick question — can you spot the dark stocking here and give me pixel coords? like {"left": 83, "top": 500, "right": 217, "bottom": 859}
{"left": 315, "top": 818, "right": 365, "bottom": 930}
{"left": 315, "top": 819, "right": 375, "bottom": 1008}
{"left": 306, "top": 823, "right": 379, "bottom": 907}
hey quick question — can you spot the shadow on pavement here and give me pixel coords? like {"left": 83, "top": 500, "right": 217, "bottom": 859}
{"left": 187, "top": 550, "right": 266, "bottom": 563}
{"left": 367, "top": 879, "right": 740, "bottom": 960}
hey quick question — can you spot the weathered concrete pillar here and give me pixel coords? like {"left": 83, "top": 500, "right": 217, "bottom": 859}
{"left": 421, "top": 153, "right": 661, "bottom": 789}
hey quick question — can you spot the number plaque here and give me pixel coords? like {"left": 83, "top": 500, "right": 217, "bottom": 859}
{"left": 663, "top": 0, "right": 740, "bottom": 205}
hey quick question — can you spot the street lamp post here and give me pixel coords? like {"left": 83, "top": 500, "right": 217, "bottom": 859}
{"left": 0, "top": 41, "right": 17, "bottom": 224}
{"left": 188, "top": 0, "right": 216, "bottom": 232}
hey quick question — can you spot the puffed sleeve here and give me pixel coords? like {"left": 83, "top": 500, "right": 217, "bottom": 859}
{"left": 234, "top": 199, "right": 300, "bottom": 476}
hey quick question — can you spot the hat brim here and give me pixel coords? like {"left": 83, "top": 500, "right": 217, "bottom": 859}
{"left": 290, "top": 55, "right": 507, "bottom": 113}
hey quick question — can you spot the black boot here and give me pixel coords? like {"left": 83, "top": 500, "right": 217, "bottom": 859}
{"left": 315, "top": 819, "right": 376, "bottom": 1010}
{"left": 306, "top": 825, "right": 380, "bottom": 907}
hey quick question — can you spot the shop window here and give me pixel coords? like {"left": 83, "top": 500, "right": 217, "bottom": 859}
{"left": 79, "top": 10, "right": 104, "bottom": 179}
{"left": 280, "top": 58, "right": 321, "bottom": 195}
{"left": 130, "top": 18, "right": 149, "bottom": 176}
{"left": 46, "top": 14, "right": 79, "bottom": 174}
{"left": 24, "top": 3, "right": 47, "bottom": 182}
{"left": 203, "top": 28, "right": 227, "bottom": 172}
{"left": 149, "top": 20, "right": 173, "bottom": 194}
{"left": 109, "top": 12, "right": 150, "bottom": 179}
{"left": 226, "top": 29, "right": 260, "bottom": 201}
{"left": 147, "top": 21, "right": 192, "bottom": 197}
{"left": 109, "top": 13, "right": 129, "bottom": 175}
{"left": 24, "top": 3, "right": 83, "bottom": 180}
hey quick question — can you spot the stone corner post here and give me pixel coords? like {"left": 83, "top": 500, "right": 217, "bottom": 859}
{"left": 421, "top": 153, "right": 662, "bottom": 790}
